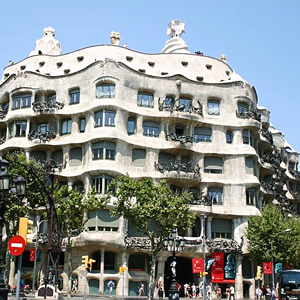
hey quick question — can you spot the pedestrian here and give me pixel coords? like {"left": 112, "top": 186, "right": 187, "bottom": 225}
{"left": 217, "top": 285, "right": 222, "bottom": 300}
{"left": 138, "top": 282, "right": 145, "bottom": 296}
{"left": 158, "top": 281, "right": 164, "bottom": 300}
{"left": 256, "top": 286, "right": 262, "bottom": 300}
{"left": 107, "top": 279, "right": 115, "bottom": 297}
{"left": 271, "top": 288, "right": 276, "bottom": 300}
{"left": 184, "top": 282, "right": 190, "bottom": 298}
{"left": 230, "top": 285, "right": 235, "bottom": 300}
{"left": 72, "top": 278, "right": 78, "bottom": 293}
{"left": 226, "top": 287, "right": 230, "bottom": 300}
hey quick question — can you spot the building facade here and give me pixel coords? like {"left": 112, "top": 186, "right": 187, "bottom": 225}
{"left": 1, "top": 22, "right": 299, "bottom": 298}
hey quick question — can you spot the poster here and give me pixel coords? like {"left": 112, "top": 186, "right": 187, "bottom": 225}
{"left": 211, "top": 253, "right": 235, "bottom": 283}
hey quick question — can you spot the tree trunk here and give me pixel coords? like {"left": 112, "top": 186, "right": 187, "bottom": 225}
{"left": 66, "top": 236, "right": 72, "bottom": 297}
{"left": 148, "top": 251, "right": 158, "bottom": 300}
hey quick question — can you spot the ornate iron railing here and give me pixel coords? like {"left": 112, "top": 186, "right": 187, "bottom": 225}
{"left": 190, "top": 195, "right": 212, "bottom": 206}
{"left": 158, "top": 98, "right": 203, "bottom": 116}
{"left": 0, "top": 137, "right": 6, "bottom": 145}
{"left": 32, "top": 101, "right": 64, "bottom": 113}
{"left": 28, "top": 130, "right": 56, "bottom": 142}
{"left": 260, "top": 129, "right": 273, "bottom": 144}
{"left": 236, "top": 110, "right": 261, "bottom": 121}
{"left": 154, "top": 161, "right": 200, "bottom": 175}
{"left": 0, "top": 108, "right": 8, "bottom": 119}
{"left": 165, "top": 132, "right": 194, "bottom": 144}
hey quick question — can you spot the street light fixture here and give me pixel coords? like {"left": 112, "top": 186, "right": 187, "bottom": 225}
{"left": 164, "top": 228, "right": 185, "bottom": 300}
{"left": 271, "top": 229, "right": 291, "bottom": 290}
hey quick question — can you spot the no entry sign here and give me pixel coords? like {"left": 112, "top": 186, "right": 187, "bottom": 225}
{"left": 8, "top": 235, "right": 26, "bottom": 256}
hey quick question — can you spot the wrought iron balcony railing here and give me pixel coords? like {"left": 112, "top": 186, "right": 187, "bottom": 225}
{"left": 236, "top": 110, "right": 261, "bottom": 121}
{"left": 32, "top": 101, "right": 64, "bottom": 113}
{"left": 154, "top": 161, "right": 200, "bottom": 175}
{"left": 158, "top": 98, "right": 203, "bottom": 116}
{"left": 28, "top": 130, "right": 56, "bottom": 142}
{"left": 165, "top": 132, "right": 194, "bottom": 144}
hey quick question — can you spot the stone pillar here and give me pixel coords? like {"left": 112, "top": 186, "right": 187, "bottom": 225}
{"left": 99, "top": 249, "right": 105, "bottom": 294}
{"left": 136, "top": 115, "right": 143, "bottom": 135}
{"left": 235, "top": 254, "right": 243, "bottom": 300}
{"left": 121, "top": 251, "right": 129, "bottom": 296}
{"left": 206, "top": 216, "right": 212, "bottom": 239}
{"left": 187, "top": 228, "right": 193, "bottom": 237}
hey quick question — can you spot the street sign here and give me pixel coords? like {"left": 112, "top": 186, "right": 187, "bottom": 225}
{"left": 8, "top": 235, "right": 26, "bottom": 256}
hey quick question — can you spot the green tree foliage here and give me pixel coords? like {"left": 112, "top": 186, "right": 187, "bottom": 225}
{"left": 109, "top": 175, "right": 196, "bottom": 299}
{"left": 246, "top": 204, "right": 300, "bottom": 268}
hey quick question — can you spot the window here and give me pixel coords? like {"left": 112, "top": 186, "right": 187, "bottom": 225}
{"left": 138, "top": 92, "right": 153, "bottom": 108}
{"left": 128, "top": 118, "right": 136, "bottom": 135}
{"left": 129, "top": 254, "right": 149, "bottom": 272}
{"left": 37, "top": 123, "right": 49, "bottom": 133}
{"left": 92, "top": 175, "right": 114, "bottom": 194}
{"left": 245, "top": 157, "right": 255, "bottom": 175}
{"left": 204, "top": 157, "right": 223, "bottom": 173}
{"left": 61, "top": 119, "right": 72, "bottom": 135}
{"left": 143, "top": 121, "right": 159, "bottom": 137}
{"left": 92, "top": 141, "right": 116, "bottom": 160}
{"left": 30, "top": 150, "right": 47, "bottom": 162}
{"left": 104, "top": 252, "right": 116, "bottom": 272}
{"left": 47, "top": 93, "right": 56, "bottom": 104}
{"left": 194, "top": 127, "right": 212, "bottom": 142}
{"left": 208, "top": 100, "right": 220, "bottom": 115}
{"left": 158, "top": 152, "right": 176, "bottom": 165}
{"left": 226, "top": 131, "right": 232, "bottom": 144}
{"left": 10, "top": 121, "right": 27, "bottom": 137}
{"left": 12, "top": 94, "right": 31, "bottom": 110}
{"left": 178, "top": 97, "right": 192, "bottom": 111}
{"left": 132, "top": 149, "right": 146, "bottom": 167}
{"left": 175, "top": 126, "right": 184, "bottom": 135}
{"left": 208, "top": 187, "right": 223, "bottom": 205}
{"left": 246, "top": 188, "right": 256, "bottom": 205}
{"left": 87, "top": 210, "right": 119, "bottom": 232}
{"left": 69, "top": 147, "right": 82, "bottom": 166}
{"left": 96, "top": 83, "right": 115, "bottom": 98}
{"left": 73, "top": 181, "right": 84, "bottom": 193}
{"left": 94, "top": 110, "right": 116, "bottom": 127}
{"left": 211, "top": 219, "right": 232, "bottom": 238}
{"left": 238, "top": 103, "right": 249, "bottom": 113}
{"left": 69, "top": 89, "right": 80, "bottom": 105}
{"left": 79, "top": 118, "right": 86, "bottom": 133}
{"left": 243, "top": 129, "right": 254, "bottom": 146}
{"left": 51, "top": 149, "right": 63, "bottom": 164}
{"left": 189, "top": 188, "right": 199, "bottom": 201}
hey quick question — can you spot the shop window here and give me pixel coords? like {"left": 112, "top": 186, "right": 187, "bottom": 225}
{"left": 129, "top": 254, "right": 148, "bottom": 272}
{"left": 104, "top": 252, "right": 116, "bottom": 272}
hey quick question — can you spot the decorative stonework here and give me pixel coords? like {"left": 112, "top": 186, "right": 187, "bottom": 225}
{"left": 32, "top": 100, "right": 64, "bottom": 113}
{"left": 110, "top": 31, "right": 120, "bottom": 45}
{"left": 236, "top": 110, "right": 261, "bottom": 121}
{"left": 99, "top": 58, "right": 119, "bottom": 68}
{"left": 14, "top": 71, "right": 27, "bottom": 80}
{"left": 154, "top": 161, "right": 200, "bottom": 175}
{"left": 28, "top": 130, "right": 56, "bottom": 142}
{"left": 29, "top": 27, "right": 62, "bottom": 56}
{"left": 158, "top": 98, "right": 203, "bottom": 116}
{"left": 125, "top": 235, "right": 151, "bottom": 250}
{"left": 161, "top": 20, "right": 190, "bottom": 54}
{"left": 165, "top": 132, "right": 194, "bottom": 144}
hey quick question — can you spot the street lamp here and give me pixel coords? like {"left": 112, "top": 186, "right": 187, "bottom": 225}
{"left": 164, "top": 228, "right": 185, "bottom": 300}
{"left": 0, "top": 158, "right": 10, "bottom": 300}
{"left": 201, "top": 215, "right": 207, "bottom": 300}
{"left": 270, "top": 229, "right": 291, "bottom": 290}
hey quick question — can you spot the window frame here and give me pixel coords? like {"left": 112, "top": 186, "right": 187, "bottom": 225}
{"left": 246, "top": 188, "right": 256, "bottom": 205}
{"left": 92, "top": 175, "right": 114, "bottom": 194}
{"left": 12, "top": 94, "right": 31, "bottom": 110}
{"left": 143, "top": 121, "right": 159, "bottom": 137}
{"left": 96, "top": 83, "right": 115, "bottom": 99}
{"left": 69, "top": 88, "right": 80, "bottom": 105}
{"left": 138, "top": 92, "right": 154, "bottom": 108}
{"left": 207, "top": 100, "right": 220, "bottom": 115}
{"left": 208, "top": 187, "right": 223, "bottom": 205}
{"left": 61, "top": 119, "right": 72, "bottom": 135}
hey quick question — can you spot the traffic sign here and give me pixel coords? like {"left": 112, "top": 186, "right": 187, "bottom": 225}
{"left": 8, "top": 235, "right": 26, "bottom": 256}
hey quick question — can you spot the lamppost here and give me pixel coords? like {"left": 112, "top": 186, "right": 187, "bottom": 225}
{"left": 270, "top": 229, "right": 291, "bottom": 290}
{"left": 0, "top": 159, "right": 26, "bottom": 300}
{"left": 201, "top": 215, "right": 207, "bottom": 300}
{"left": 164, "top": 228, "right": 185, "bottom": 300}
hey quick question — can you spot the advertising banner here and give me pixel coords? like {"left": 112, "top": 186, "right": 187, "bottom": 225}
{"left": 192, "top": 258, "right": 203, "bottom": 273}
{"left": 211, "top": 252, "right": 235, "bottom": 283}
{"left": 263, "top": 262, "right": 273, "bottom": 274}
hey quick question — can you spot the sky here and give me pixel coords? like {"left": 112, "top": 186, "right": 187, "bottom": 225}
{"left": 0, "top": 0, "right": 299, "bottom": 154}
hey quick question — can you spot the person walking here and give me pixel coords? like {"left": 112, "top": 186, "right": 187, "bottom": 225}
{"left": 107, "top": 279, "right": 115, "bottom": 297}
{"left": 138, "top": 282, "right": 145, "bottom": 296}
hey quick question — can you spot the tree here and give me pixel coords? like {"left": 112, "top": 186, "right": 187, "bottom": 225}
{"left": 246, "top": 204, "right": 300, "bottom": 268}
{"left": 109, "top": 175, "right": 196, "bottom": 299}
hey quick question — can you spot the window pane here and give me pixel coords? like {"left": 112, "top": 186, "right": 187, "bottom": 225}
{"left": 80, "top": 118, "right": 86, "bottom": 132}
{"left": 178, "top": 98, "right": 191, "bottom": 111}
{"left": 95, "top": 111, "right": 103, "bottom": 127}
{"left": 226, "top": 131, "right": 232, "bottom": 144}
{"left": 208, "top": 101, "right": 220, "bottom": 115}
{"left": 70, "top": 89, "right": 80, "bottom": 104}
{"left": 104, "top": 111, "right": 116, "bottom": 126}
{"left": 138, "top": 93, "right": 153, "bottom": 108}
{"left": 132, "top": 149, "right": 146, "bottom": 167}
{"left": 128, "top": 118, "right": 136, "bottom": 135}
{"left": 96, "top": 84, "right": 115, "bottom": 98}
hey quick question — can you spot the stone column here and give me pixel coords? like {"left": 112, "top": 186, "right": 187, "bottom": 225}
{"left": 99, "top": 249, "right": 105, "bottom": 294}
{"left": 235, "top": 254, "right": 243, "bottom": 300}
{"left": 121, "top": 251, "right": 129, "bottom": 296}
{"left": 206, "top": 216, "right": 212, "bottom": 239}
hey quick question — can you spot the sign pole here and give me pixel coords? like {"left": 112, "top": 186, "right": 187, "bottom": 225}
{"left": 83, "top": 269, "right": 87, "bottom": 300}
{"left": 15, "top": 253, "right": 22, "bottom": 300}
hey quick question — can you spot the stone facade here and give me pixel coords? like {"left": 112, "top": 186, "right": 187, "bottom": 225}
{"left": 1, "top": 23, "right": 299, "bottom": 298}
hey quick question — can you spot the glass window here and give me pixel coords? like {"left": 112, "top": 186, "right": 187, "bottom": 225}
{"left": 87, "top": 210, "right": 119, "bottom": 232}
{"left": 246, "top": 188, "right": 256, "bottom": 205}
{"left": 204, "top": 157, "right": 223, "bottom": 173}
{"left": 51, "top": 149, "right": 63, "bottom": 163}
{"left": 226, "top": 131, "right": 232, "bottom": 144}
{"left": 208, "top": 187, "right": 223, "bottom": 205}
{"left": 245, "top": 157, "right": 255, "bottom": 175}
{"left": 128, "top": 118, "right": 136, "bottom": 135}
{"left": 132, "top": 149, "right": 146, "bottom": 167}
{"left": 243, "top": 129, "right": 254, "bottom": 146}
{"left": 104, "top": 252, "right": 116, "bottom": 271}
{"left": 15, "top": 121, "right": 27, "bottom": 137}
{"left": 138, "top": 92, "right": 153, "bottom": 108}
{"left": 30, "top": 150, "right": 47, "bottom": 162}
{"left": 129, "top": 254, "right": 148, "bottom": 271}
{"left": 92, "top": 175, "right": 114, "bottom": 194}
{"left": 37, "top": 123, "right": 49, "bottom": 134}
{"left": 47, "top": 93, "right": 56, "bottom": 104}
{"left": 79, "top": 118, "right": 86, "bottom": 133}
{"left": 94, "top": 110, "right": 116, "bottom": 127}
{"left": 178, "top": 97, "right": 192, "bottom": 111}
{"left": 61, "top": 119, "right": 72, "bottom": 135}
{"left": 175, "top": 126, "right": 184, "bottom": 135}
{"left": 92, "top": 141, "right": 116, "bottom": 161}
{"left": 96, "top": 83, "right": 115, "bottom": 98}
{"left": 208, "top": 100, "right": 220, "bottom": 115}
{"left": 12, "top": 94, "right": 31, "bottom": 110}
{"left": 194, "top": 127, "right": 212, "bottom": 142}
{"left": 238, "top": 103, "right": 249, "bottom": 113}
{"left": 143, "top": 121, "right": 159, "bottom": 137}
{"left": 69, "top": 147, "right": 82, "bottom": 166}
{"left": 211, "top": 219, "right": 232, "bottom": 238}
{"left": 69, "top": 89, "right": 80, "bottom": 105}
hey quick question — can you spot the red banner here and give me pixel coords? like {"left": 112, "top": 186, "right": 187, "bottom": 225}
{"left": 211, "top": 253, "right": 224, "bottom": 282}
{"left": 263, "top": 262, "right": 272, "bottom": 274}
{"left": 30, "top": 249, "right": 36, "bottom": 262}
{"left": 192, "top": 258, "right": 203, "bottom": 273}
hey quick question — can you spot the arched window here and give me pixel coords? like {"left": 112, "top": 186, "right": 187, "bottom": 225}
{"left": 96, "top": 83, "right": 115, "bottom": 98}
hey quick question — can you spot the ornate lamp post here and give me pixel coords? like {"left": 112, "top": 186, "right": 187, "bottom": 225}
{"left": 0, "top": 158, "right": 10, "bottom": 300}
{"left": 164, "top": 228, "right": 185, "bottom": 300}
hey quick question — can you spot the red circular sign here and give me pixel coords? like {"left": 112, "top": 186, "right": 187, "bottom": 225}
{"left": 8, "top": 235, "right": 26, "bottom": 256}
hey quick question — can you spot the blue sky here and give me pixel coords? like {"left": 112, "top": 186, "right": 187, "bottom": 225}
{"left": 1, "top": 0, "right": 299, "bottom": 154}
